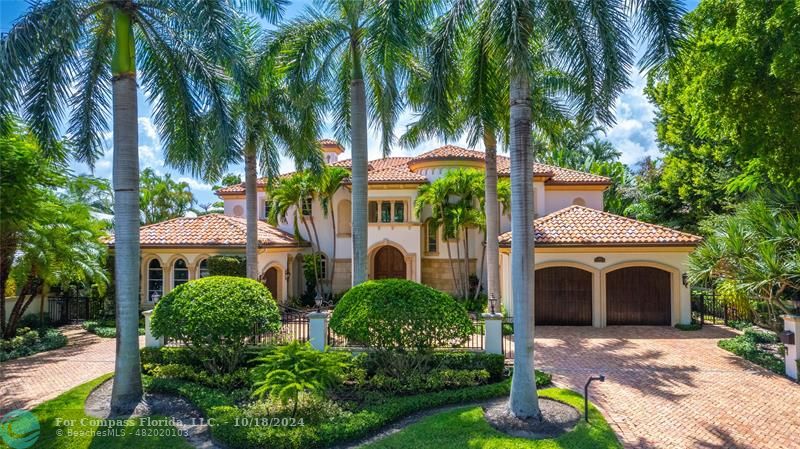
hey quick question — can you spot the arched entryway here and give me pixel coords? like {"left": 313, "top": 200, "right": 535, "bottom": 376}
{"left": 262, "top": 266, "right": 279, "bottom": 300}
{"left": 373, "top": 246, "right": 407, "bottom": 280}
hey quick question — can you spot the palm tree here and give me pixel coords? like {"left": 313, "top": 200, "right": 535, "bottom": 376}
{"left": 403, "top": 0, "right": 572, "bottom": 316}
{"left": 139, "top": 168, "right": 195, "bottom": 224}
{"left": 277, "top": 0, "right": 435, "bottom": 286}
{"left": 199, "top": 20, "right": 322, "bottom": 280}
{"left": 1, "top": 0, "right": 283, "bottom": 412}
{"left": 317, "top": 166, "right": 351, "bottom": 297}
{"left": 268, "top": 172, "right": 323, "bottom": 296}
{"left": 424, "top": 0, "right": 684, "bottom": 419}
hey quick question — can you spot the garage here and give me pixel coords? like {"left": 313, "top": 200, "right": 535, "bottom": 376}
{"left": 606, "top": 267, "right": 671, "bottom": 325}
{"left": 534, "top": 267, "right": 593, "bottom": 325}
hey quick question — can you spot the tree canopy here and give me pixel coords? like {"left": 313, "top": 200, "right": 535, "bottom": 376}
{"left": 643, "top": 0, "right": 800, "bottom": 229}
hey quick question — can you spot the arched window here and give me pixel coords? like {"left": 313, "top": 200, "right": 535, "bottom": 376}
{"left": 198, "top": 259, "right": 209, "bottom": 278}
{"left": 337, "top": 200, "right": 352, "bottom": 236}
{"left": 572, "top": 197, "right": 586, "bottom": 206}
{"left": 173, "top": 259, "right": 189, "bottom": 288}
{"left": 147, "top": 259, "right": 163, "bottom": 302}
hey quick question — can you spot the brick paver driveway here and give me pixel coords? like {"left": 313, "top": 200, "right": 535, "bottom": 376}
{"left": 0, "top": 326, "right": 144, "bottom": 411}
{"left": 508, "top": 325, "right": 800, "bottom": 449}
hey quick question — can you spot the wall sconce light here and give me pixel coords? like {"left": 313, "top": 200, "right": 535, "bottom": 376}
{"left": 594, "top": 256, "right": 605, "bottom": 263}
{"left": 682, "top": 272, "right": 689, "bottom": 287}
{"left": 150, "top": 291, "right": 160, "bottom": 303}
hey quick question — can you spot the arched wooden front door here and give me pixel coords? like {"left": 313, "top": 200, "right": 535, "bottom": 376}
{"left": 373, "top": 246, "right": 406, "bottom": 280}
{"left": 263, "top": 267, "right": 279, "bottom": 300}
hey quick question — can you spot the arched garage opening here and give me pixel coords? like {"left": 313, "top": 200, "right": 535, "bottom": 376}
{"left": 606, "top": 266, "right": 671, "bottom": 325}
{"left": 535, "top": 266, "right": 593, "bottom": 325}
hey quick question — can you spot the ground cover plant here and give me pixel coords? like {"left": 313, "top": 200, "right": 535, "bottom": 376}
{"left": 82, "top": 319, "right": 145, "bottom": 338}
{"left": 0, "top": 325, "right": 66, "bottom": 362}
{"left": 718, "top": 326, "right": 784, "bottom": 374}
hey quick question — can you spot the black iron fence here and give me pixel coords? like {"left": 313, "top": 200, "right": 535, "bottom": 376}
{"left": 327, "top": 316, "right": 486, "bottom": 351}
{"left": 166, "top": 306, "right": 310, "bottom": 347}
{"left": 48, "top": 296, "right": 94, "bottom": 324}
{"left": 691, "top": 287, "right": 749, "bottom": 327}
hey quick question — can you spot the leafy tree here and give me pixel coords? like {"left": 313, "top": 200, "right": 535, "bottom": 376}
{"left": 687, "top": 190, "right": 800, "bottom": 329}
{"left": 277, "top": 0, "right": 436, "bottom": 286}
{"left": 63, "top": 174, "right": 114, "bottom": 216}
{"left": 2, "top": 0, "right": 283, "bottom": 411}
{"left": 139, "top": 168, "right": 195, "bottom": 224}
{"left": 643, "top": 0, "right": 800, "bottom": 228}
{"left": 212, "top": 173, "right": 244, "bottom": 192}
{"left": 430, "top": 0, "right": 684, "bottom": 418}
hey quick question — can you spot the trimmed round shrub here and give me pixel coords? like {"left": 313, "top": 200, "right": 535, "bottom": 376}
{"left": 329, "top": 279, "right": 474, "bottom": 351}
{"left": 151, "top": 276, "right": 280, "bottom": 373}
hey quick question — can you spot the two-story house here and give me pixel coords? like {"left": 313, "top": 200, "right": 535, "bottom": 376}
{"left": 107, "top": 140, "right": 701, "bottom": 327}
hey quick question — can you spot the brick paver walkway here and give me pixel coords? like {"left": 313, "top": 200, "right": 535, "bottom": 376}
{"left": 506, "top": 325, "right": 800, "bottom": 449}
{"left": 0, "top": 325, "right": 143, "bottom": 411}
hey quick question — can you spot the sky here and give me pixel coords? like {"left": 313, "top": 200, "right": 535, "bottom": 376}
{"left": 0, "top": 0, "right": 699, "bottom": 205}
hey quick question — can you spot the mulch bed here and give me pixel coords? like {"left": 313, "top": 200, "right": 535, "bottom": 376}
{"left": 483, "top": 398, "right": 579, "bottom": 439}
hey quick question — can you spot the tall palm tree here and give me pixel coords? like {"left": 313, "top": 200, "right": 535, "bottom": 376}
{"left": 317, "top": 166, "right": 351, "bottom": 297}
{"left": 277, "top": 0, "right": 435, "bottom": 286}
{"left": 1, "top": 0, "right": 283, "bottom": 412}
{"left": 403, "top": 0, "right": 571, "bottom": 316}
{"left": 199, "top": 20, "right": 322, "bottom": 280}
{"left": 424, "top": 0, "right": 684, "bottom": 419}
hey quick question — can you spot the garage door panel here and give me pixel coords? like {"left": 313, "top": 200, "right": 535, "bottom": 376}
{"left": 535, "top": 267, "right": 592, "bottom": 325}
{"left": 606, "top": 267, "right": 670, "bottom": 325}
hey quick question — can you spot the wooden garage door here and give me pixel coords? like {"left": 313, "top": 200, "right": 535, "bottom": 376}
{"left": 535, "top": 267, "right": 592, "bottom": 325}
{"left": 606, "top": 267, "right": 671, "bottom": 325}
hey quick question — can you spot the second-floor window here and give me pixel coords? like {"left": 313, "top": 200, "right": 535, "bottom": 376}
{"left": 264, "top": 200, "right": 272, "bottom": 219}
{"left": 425, "top": 220, "right": 438, "bottom": 254}
{"left": 301, "top": 197, "right": 313, "bottom": 216}
{"left": 368, "top": 200, "right": 406, "bottom": 223}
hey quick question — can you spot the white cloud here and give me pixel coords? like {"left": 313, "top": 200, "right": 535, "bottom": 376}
{"left": 138, "top": 117, "right": 158, "bottom": 143}
{"left": 177, "top": 176, "right": 212, "bottom": 192}
{"left": 606, "top": 71, "right": 659, "bottom": 166}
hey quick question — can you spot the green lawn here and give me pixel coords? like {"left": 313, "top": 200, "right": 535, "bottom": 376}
{"left": 363, "top": 388, "right": 621, "bottom": 449}
{"left": 20, "top": 374, "right": 192, "bottom": 449}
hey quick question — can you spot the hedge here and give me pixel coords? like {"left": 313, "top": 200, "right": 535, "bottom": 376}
{"left": 145, "top": 370, "right": 552, "bottom": 449}
{"left": 207, "top": 256, "right": 246, "bottom": 277}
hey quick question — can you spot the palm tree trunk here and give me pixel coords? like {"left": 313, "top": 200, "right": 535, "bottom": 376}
{"left": 442, "top": 214, "right": 460, "bottom": 296}
{"left": 244, "top": 145, "right": 259, "bottom": 279}
{"left": 484, "top": 132, "right": 501, "bottom": 307}
{"left": 463, "top": 228, "right": 470, "bottom": 297}
{"left": 109, "top": 10, "right": 143, "bottom": 413}
{"left": 300, "top": 216, "right": 319, "bottom": 297}
{"left": 328, "top": 207, "right": 337, "bottom": 298}
{"left": 474, "top": 230, "right": 487, "bottom": 302}
{"left": 308, "top": 216, "right": 324, "bottom": 292}
{"left": 508, "top": 72, "right": 540, "bottom": 419}
{"left": 350, "top": 43, "right": 368, "bottom": 285}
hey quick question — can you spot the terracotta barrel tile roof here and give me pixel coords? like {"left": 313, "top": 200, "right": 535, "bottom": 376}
{"left": 498, "top": 206, "right": 702, "bottom": 247}
{"left": 104, "top": 214, "right": 303, "bottom": 248}
{"left": 215, "top": 144, "right": 609, "bottom": 195}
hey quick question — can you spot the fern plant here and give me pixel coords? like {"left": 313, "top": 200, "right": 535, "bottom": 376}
{"left": 251, "top": 342, "right": 351, "bottom": 416}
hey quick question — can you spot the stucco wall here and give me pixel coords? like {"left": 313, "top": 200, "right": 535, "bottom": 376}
{"left": 4, "top": 296, "right": 44, "bottom": 322}
{"left": 499, "top": 247, "right": 693, "bottom": 326}
{"left": 543, "top": 189, "right": 603, "bottom": 214}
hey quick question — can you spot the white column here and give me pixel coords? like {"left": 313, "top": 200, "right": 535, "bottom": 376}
{"left": 783, "top": 315, "right": 799, "bottom": 381}
{"left": 141, "top": 309, "right": 163, "bottom": 348}
{"left": 308, "top": 311, "right": 329, "bottom": 351}
{"left": 482, "top": 312, "right": 504, "bottom": 355}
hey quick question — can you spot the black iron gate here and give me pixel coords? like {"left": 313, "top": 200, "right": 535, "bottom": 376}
{"left": 48, "top": 296, "right": 91, "bottom": 324}
{"left": 691, "top": 287, "right": 748, "bottom": 327}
